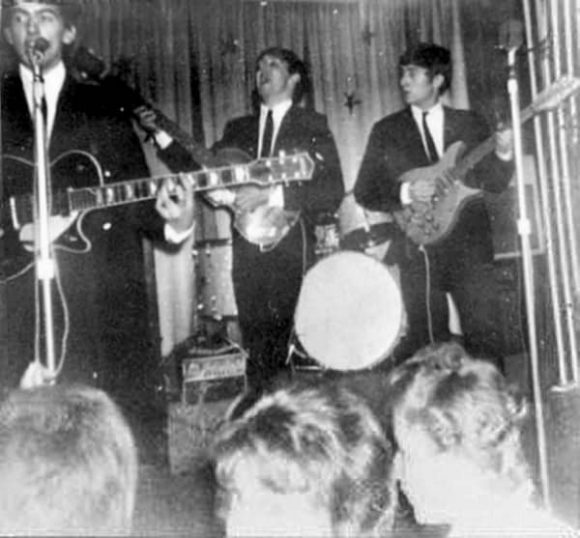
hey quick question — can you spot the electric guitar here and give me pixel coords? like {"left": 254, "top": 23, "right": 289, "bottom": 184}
{"left": 73, "top": 47, "right": 312, "bottom": 251}
{"left": 394, "top": 76, "right": 580, "bottom": 246}
{"left": 0, "top": 150, "right": 314, "bottom": 280}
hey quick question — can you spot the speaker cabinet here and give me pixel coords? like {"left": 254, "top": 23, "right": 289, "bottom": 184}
{"left": 485, "top": 154, "right": 544, "bottom": 260}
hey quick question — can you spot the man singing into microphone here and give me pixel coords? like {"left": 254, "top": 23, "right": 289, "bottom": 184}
{"left": 0, "top": 0, "right": 194, "bottom": 464}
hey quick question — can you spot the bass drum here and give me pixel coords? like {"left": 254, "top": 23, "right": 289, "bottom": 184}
{"left": 294, "top": 251, "right": 405, "bottom": 371}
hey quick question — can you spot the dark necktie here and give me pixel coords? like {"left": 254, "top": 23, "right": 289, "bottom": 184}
{"left": 260, "top": 109, "right": 274, "bottom": 158}
{"left": 422, "top": 111, "right": 439, "bottom": 163}
{"left": 41, "top": 95, "right": 48, "bottom": 125}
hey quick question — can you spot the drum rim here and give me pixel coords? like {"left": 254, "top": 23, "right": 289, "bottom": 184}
{"left": 293, "top": 250, "right": 405, "bottom": 371}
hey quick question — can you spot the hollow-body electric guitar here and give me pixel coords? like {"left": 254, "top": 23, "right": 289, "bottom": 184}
{"left": 394, "top": 76, "right": 580, "bottom": 246}
{"left": 0, "top": 149, "right": 314, "bottom": 280}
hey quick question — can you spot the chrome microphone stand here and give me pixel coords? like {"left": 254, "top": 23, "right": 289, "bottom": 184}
{"left": 504, "top": 34, "right": 551, "bottom": 506}
{"left": 29, "top": 43, "right": 57, "bottom": 377}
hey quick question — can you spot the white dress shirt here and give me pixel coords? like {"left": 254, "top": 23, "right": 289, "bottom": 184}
{"left": 19, "top": 61, "right": 66, "bottom": 141}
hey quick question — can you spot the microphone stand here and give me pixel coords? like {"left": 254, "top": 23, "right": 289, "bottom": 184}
{"left": 30, "top": 50, "right": 57, "bottom": 378}
{"left": 505, "top": 45, "right": 551, "bottom": 506}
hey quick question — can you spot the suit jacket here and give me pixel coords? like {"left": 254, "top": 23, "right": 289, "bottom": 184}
{"left": 354, "top": 106, "right": 513, "bottom": 264}
{"left": 0, "top": 69, "right": 162, "bottom": 388}
{"left": 159, "top": 104, "right": 343, "bottom": 331}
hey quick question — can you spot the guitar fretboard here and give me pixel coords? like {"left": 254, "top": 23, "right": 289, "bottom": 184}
{"left": 68, "top": 165, "right": 250, "bottom": 212}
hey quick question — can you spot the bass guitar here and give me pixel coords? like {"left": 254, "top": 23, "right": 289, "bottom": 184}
{"left": 0, "top": 150, "right": 314, "bottom": 280}
{"left": 394, "top": 76, "right": 580, "bottom": 246}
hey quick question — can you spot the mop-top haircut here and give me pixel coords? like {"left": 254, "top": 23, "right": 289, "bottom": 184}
{"left": 399, "top": 42, "right": 452, "bottom": 95}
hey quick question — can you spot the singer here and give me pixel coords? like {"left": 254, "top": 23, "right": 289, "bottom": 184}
{"left": 0, "top": 0, "right": 194, "bottom": 464}
{"left": 354, "top": 42, "right": 514, "bottom": 368}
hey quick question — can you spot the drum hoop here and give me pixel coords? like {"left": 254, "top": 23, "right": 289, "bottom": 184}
{"left": 294, "top": 251, "right": 405, "bottom": 371}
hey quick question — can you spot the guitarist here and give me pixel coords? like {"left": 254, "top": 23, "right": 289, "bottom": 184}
{"left": 354, "top": 42, "right": 513, "bottom": 367}
{"left": 0, "top": 0, "right": 194, "bottom": 462}
{"left": 140, "top": 47, "right": 344, "bottom": 391}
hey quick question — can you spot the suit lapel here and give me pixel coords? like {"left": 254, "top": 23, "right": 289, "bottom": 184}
{"left": 272, "top": 105, "right": 299, "bottom": 156}
{"left": 443, "top": 106, "right": 461, "bottom": 149}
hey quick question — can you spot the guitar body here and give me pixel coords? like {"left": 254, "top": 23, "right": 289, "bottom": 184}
{"left": 208, "top": 147, "right": 302, "bottom": 251}
{"left": 1, "top": 151, "right": 104, "bottom": 280}
{"left": 393, "top": 141, "right": 483, "bottom": 246}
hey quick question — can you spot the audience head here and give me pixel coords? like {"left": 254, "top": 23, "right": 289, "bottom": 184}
{"left": 2, "top": 0, "right": 81, "bottom": 71}
{"left": 255, "top": 46, "right": 310, "bottom": 106}
{"left": 399, "top": 42, "right": 452, "bottom": 97}
{"left": 387, "top": 342, "right": 532, "bottom": 527}
{"left": 0, "top": 383, "right": 138, "bottom": 536}
{"left": 213, "top": 381, "right": 396, "bottom": 537}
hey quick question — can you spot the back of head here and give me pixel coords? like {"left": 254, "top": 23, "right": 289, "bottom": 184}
{"left": 214, "top": 381, "right": 395, "bottom": 537}
{"left": 0, "top": 384, "right": 138, "bottom": 536}
{"left": 388, "top": 342, "right": 531, "bottom": 495}
{"left": 399, "top": 42, "right": 452, "bottom": 94}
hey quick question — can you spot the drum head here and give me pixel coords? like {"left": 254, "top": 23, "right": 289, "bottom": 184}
{"left": 294, "top": 251, "right": 404, "bottom": 371}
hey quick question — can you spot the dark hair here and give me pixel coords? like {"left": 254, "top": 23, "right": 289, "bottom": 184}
{"left": 214, "top": 381, "right": 396, "bottom": 537}
{"left": 256, "top": 46, "right": 310, "bottom": 104}
{"left": 0, "top": 384, "right": 138, "bottom": 535}
{"left": 399, "top": 42, "right": 452, "bottom": 94}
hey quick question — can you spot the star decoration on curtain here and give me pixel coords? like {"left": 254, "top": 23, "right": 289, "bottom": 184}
{"left": 220, "top": 35, "right": 240, "bottom": 57}
{"left": 361, "top": 25, "right": 375, "bottom": 47}
{"left": 344, "top": 91, "right": 362, "bottom": 114}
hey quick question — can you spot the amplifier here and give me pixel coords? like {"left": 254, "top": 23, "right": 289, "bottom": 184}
{"left": 181, "top": 346, "right": 247, "bottom": 405}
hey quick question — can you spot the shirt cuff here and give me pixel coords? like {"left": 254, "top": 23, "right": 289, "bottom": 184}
{"left": 164, "top": 222, "right": 195, "bottom": 244}
{"left": 269, "top": 185, "right": 284, "bottom": 207}
{"left": 400, "top": 182, "right": 412, "bottom": 205}
{"left": 495, "top": 148, "right": 514, "bottom": 161}
{"left": 154, "top": 131, "right": 173, "bottom": 150}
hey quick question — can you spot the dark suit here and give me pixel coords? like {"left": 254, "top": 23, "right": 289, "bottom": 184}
{"left": 355, "top": 106, "right": 513, "bottom": 363}
{"left": 0, "top": 69, "right": 166, "bottom": 459}
{"left": 162, "top": 105, "right": 344, "bottom": 388}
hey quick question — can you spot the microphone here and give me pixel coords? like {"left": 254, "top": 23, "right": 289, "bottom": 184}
{"left": 498, "top": 20, "right": 524, "bottom": 52}
{"left": 27, "top": 37, "right": 50, "bottom": 64}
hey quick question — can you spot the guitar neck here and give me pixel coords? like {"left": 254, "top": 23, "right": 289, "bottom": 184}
{"left": 153, "top": 112, "right": 218, "bottom": 166}
{"left": 10, "top": 165, "right": 249, "bottom": 223}
{"left": 453, "top": 102, "right": 536, "bottom": 180}
{"left": 67, "top": 165, "right": 249, "bottom": 213}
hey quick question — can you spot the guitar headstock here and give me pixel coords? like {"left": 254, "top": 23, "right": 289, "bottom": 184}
{"left": 532, "top": 76, "right": 580, "bottom": 112}
{"left": 249, "top": 152, "right": 315, "bottom": 185}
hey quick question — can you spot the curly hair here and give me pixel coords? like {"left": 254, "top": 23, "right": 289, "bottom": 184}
{"left": 387, "top": 342, "right": 532, "bottom": 497}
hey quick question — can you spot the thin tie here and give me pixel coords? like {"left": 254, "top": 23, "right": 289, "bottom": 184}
{"left": 422, "top": 111, "right": 439, "bottom": 163}
{"left": 260, "top": 109, "right": 274, "bottom": 158}
{"left": 41, "top": 95, "right": 48, "bottom": 125}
